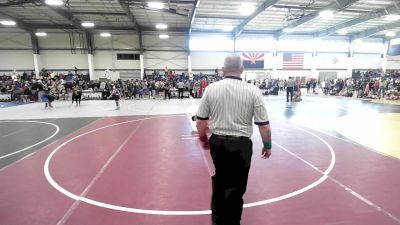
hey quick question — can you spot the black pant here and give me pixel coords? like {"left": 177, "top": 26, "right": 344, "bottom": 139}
{"left": 178, "top": 88, "right": 184, "bottom": 99}
{"left": 164, "top": 90, "right": 170, "bottom": 99}
{"left": 75, "top": 94, "right": 81, "bottom": 104}
{"left": 286, "top": 87, "right": 294, "bottom": 102}
{"left": 209, "top": 135, "right": 253, "bottom": 225}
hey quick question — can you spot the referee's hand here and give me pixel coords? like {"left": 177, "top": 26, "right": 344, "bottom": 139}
{"left": 261, "top": 148, "right": 271, "bottom": 159}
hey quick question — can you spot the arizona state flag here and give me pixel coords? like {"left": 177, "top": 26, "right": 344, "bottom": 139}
{"left": 242, "top": 52, "right": 264, "bottom": 69}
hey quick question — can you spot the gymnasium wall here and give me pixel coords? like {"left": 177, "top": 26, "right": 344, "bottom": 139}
{"left": 387, "top": 55, "right": 400, "bottom": 70}
{"left": 0, "top": 31, "right": 398, "bottom": 80}
{"left": 0, "top": 32, "right": 34, "bottom": 71}
{"left": 0, "top": 50, "right": 35, "bottom": 71}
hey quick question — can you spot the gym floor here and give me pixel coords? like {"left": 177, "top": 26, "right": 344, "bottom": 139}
{"left": 0, "top": 95, "right": 399, "bottom": 225}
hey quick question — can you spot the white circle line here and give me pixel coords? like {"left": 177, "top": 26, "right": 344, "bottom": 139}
{"left": 44, "top": 117, "right": 335, "bottom": 215}
{"left": 243, "top": 125, "right": 336, "bottom": 208}
{"left": 0, "top": 121, "right": 60, "bottom": 159}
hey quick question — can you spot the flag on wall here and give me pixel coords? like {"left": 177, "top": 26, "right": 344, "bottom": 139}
{"left": 283, "top": 53, "right": 304, "bottom": 69}
{"left": 242, "top": 53, "right": 264, "bottom": 69}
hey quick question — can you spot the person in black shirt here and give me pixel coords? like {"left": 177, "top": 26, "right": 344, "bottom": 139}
{"left": 111, "top": 89, "right": 121, "bottom": 110}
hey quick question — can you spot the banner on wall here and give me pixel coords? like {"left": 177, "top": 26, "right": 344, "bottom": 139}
{"left": 242, "top": 53, "right": 264, "bottom": 69}
{"left": 283, "top": 53, "right": 304, "bottom": 69}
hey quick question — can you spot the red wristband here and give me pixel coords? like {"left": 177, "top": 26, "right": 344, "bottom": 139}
{"left": 199, "top": 135, "right": 208, "bottom": 143}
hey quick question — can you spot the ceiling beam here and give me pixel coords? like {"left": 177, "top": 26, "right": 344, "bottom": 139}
{"left": 30, "top": 31, "right": 40, "bottom": 54}
{"left": 85, "top": 31, "right": 94, "bottom": 54}
{"left": 351, "top": 20, "right": 400, "bottom": 40}
{"left": 119, "top": 0, "right": 140, "bottom": 31}
{"left": 129, "top": 3, "right": 189, "bottom": 17}
{"left": 273, "top": 4, "right": 370, "bottom": 14}
{"left": 191, "top": 28, "right": 277, "bottom": 35}
{"left": 277, "top": 0, "right": 359, "bottom": 37}
{"left": 45, "top": 5, "right": 84, "bottom": 30}
{"left": 0, "top": 11, "right": 42, "bottom": 54}
{"left": 70, "top": 11, "right": 127, "bottom": 16}
{"left": 119, "top": 0, "right": 142, "bottom": 52}
{"left": 234, "top": 0, "right": 280, "bottom": 38}
{"left": 143, "top": 8, "right": 189, "bottom": 17}
{"left": 0, "top": 11, "right": 35, "bottom": 32}
{"left": 196, "top": 15, "right": 246, "bottom": 20}
{"left": 318, "top": 2, "right": 400, "bottom": 37}
{"left": 0, "top": 23, "right": 187, "bottom": 32}
{"left": 94, "top": 26, "right": 185, "bottom": 32}
{"left": 129, "top": 0, "right": 195, "bottom": 4}
{"left": 188, "top": 0, "right": 200, "bottom": 33}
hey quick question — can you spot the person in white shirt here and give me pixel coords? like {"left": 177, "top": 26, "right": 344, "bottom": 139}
{"left": 176, "top": 80, "right": 185, "bottom": 99}
{"left": 196, "top": 54, "right": 272, "bottom": 225}
{"left": 285, "top": 77, "right": 295, "bottom": 102}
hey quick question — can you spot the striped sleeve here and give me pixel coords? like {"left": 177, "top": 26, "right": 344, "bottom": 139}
{"left": 196, "top": 87, "right": 210, "bottom": 120}
{"left": 253, "top": 89, "right": 269, "bottom": 125}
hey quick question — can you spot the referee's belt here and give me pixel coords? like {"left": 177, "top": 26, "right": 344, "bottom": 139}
{"left": 212, "top": 134, "right": 249, "bottom": 140}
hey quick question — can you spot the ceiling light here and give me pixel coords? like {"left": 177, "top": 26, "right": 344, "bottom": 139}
{"left": 239, "top": 3, "right": 255, "bottom": 16}
{"left": 320, "top": 10, "right": 334, "bottom": 18}
{"left": 386, "top": 31, "right": 396, "bottom": 37}
{"left": 81, "top": 22, "right": 95, "bottom": 27}
{"left": 0, "top": 20, "right": 16, "bottom": 26}
{"left": 383, "top": 14, "right": 400, "bottom": 21}
{"left": 148, "top": 2, "right": 164, "bottom": 9}
{"left": 100, "top": 32, "right": 111, "bottom": 37}
{"left": 45, "top": 0, "right": 63, "bottom": 6}
{"left": 156, "top": 24, "right": 168, "bottom": 29}
{"left": 337, "top": 30, "right": 348, "bottom": 35}
{"left": 35, "top": 32, "right": 47, "bottom": 37}
{"left": 283, "top": 28, "right": 295, "bottom": 33}
{"left": 221, "top": 26, "right": 233, "bottom": 32}
{"left": 159, "top": 34, "right": 169, "bottom": 39}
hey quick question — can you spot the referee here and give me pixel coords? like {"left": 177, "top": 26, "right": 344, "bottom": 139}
{"left": 196, "top": 54, "right": 272, "bottom": 225}
{"left": 286, "top": 77, "right": 295, "bottom": 102}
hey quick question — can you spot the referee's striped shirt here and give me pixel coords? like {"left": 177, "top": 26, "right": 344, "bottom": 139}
{"left": 196, "top": 76, "right": 269, "bottom": 137}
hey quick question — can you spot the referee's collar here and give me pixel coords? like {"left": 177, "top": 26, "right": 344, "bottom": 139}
{"left": 224, "top": 76, "right": 242, "bottom": 81}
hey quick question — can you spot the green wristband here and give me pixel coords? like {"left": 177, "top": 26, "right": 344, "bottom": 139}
{"left": 263, "top": 141, "right": 272, "bottom": 149}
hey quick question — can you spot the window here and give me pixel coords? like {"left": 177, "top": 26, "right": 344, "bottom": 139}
{"left": 117, "top": 53, "right": 140, "bottom": 60}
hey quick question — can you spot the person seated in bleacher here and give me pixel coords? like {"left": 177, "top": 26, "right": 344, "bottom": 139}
{"left": 388, "top": 93, "right": 399, "bottom": 100}
{"left": 367, "top": 90, "right": 379, "bottom": 99}
{"left": 0, "top": 84, "right": 6, "bottom": 94}
{"left": 21, "top": 86, "right": 32, "bottom": 102}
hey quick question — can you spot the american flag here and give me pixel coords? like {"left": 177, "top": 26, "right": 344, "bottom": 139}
{"left": 283, "top": 53, "right": 304, "bottom": 69}
{"left": 242, "top": 52, "right": 264, "bottom": 69}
